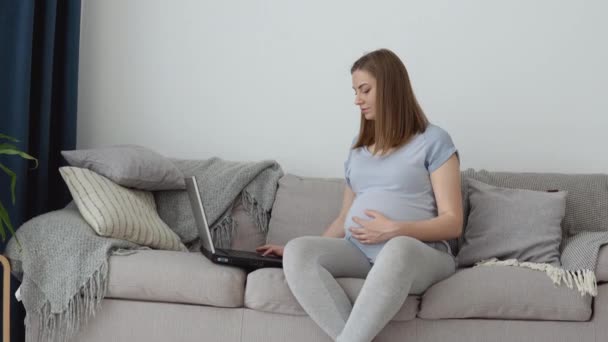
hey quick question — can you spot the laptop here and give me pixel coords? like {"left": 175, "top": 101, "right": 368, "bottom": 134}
{"left": 185, "top": 176, "right": 282, "bottom": 270}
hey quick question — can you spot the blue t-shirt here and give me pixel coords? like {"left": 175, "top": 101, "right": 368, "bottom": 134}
{"left": 343, "top": 124, "right": 458, "bottom": 262}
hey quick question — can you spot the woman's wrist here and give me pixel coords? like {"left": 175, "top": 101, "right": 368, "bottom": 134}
{"left": 389, "top": 220, "right": 406, "bottom": 239}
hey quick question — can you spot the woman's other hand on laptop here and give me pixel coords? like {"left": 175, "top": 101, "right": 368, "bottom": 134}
{"left": 256, "top": 244, "right": 284, "bottom": 257}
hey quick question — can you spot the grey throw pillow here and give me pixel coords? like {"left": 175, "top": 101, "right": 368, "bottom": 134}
{"left": 456, "top": 178, "right": 567, "bottom": 268}
{"left": 61, "top": 144, "right": 185, "bottom": 190}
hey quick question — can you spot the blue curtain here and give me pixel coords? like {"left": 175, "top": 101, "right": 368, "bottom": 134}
{"left": 0, "top": 0, "right": 81, "bottom": 340}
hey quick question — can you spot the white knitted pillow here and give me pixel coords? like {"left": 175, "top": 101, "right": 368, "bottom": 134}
{"left": 59, "top": 166, "right": 187, "bottom": 251}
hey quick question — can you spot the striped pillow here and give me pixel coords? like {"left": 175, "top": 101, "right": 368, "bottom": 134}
{"left": 59, "top": 166, "right": 187, "bottom": 251}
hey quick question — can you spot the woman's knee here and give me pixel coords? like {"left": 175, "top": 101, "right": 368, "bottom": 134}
{"left": 380, "top": 236, "right": 426, "bottom": 261}
{"left": 285, "top": 236, "right": 319, "bottom": 256}
{"left": 283, "top": 236, "right": 321, "bottom": 269}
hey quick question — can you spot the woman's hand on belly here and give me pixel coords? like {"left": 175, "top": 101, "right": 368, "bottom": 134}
{"left": 348, "top": 209, "right": 398, "bottom": 244}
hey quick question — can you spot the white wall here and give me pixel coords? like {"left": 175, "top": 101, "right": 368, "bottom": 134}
{"left": 78, "top": 0, "right": 608, "bottom": 177}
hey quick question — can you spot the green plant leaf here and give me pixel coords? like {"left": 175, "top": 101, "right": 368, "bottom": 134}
{"left": 0, "top": 143, "right": 18, "bottom": 152}
{"left": 0, "top": 133, "right": 29, "bottom": 251}
{"left": 0, "top": 200, "right": 21, "bottom": 250}
{"left": 0, "top": 143, "right": 39, "bottom": 168}
{"left": 0, "top": 211, "right": 6, "bottom": 241}
{"left": 0, "top": 133, "right": 19, "bottom": 142}
{"left": 0, "top": 162, "right": 17, "bottom": 204}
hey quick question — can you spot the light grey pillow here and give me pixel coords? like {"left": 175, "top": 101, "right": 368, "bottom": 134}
{"left": 59, "top": 166, "right": 187, "bottom": 251}
{"left": 456, "top": 178, "right": 567, "bottom": 268}
{"left": 61, "top": 144, "right": 185, "bottom": 190}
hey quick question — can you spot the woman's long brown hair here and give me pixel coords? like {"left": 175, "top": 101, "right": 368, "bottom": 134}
{"left": 351, "top": 49, "right": 429, "bottom": 156}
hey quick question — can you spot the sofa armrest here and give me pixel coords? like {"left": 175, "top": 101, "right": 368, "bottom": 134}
{"left": 597, "top": 244, "right": 608, "bottom": 283}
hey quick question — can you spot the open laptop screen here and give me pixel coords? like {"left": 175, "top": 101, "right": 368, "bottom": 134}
{"left": 185, "top": 176, "right": 216, "bottom": 255}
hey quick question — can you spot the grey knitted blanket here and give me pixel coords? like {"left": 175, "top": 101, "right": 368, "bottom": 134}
{"left": 5, "top": 204, "right": 140, "bottom": 342}
{"left": 155, "top": 158, "right": 285, "bottom": 248}
{"left": 460, "top": 169, "right": 608, "bottom": 297}
{"left": 4, "top": 157, "right": 284, "bottom": 342}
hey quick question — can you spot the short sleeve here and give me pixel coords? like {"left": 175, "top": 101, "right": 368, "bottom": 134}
{"left": 344, "top": 135, "right": 357, "bottom": 188}
{"left": 424, "top": 126, "right": 459, "bottom": 173}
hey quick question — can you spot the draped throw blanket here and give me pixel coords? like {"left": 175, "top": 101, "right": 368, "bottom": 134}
{"left": 155, "top": 158, "right": 284, "bottom": 248}
{"left": 5, "top": 157, "right": 284, "bottom": 341}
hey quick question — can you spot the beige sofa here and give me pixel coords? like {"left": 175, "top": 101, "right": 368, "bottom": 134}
{"left": 29, "top": 173, "right": 608, "bottom": 341}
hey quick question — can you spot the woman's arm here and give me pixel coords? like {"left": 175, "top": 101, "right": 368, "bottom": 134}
{"left": 391, "top": 154, "right": 463, "bottom": 241}
{"left": 322, "top": 185, "right": 355, "bottom": 238}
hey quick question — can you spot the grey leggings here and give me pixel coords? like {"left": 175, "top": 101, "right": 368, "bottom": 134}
{"left": 283, "top": 236, "right": 456, "bottom": 342}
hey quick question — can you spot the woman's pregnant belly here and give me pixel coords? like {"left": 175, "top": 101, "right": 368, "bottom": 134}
{"left": 343, "top": 191, "right": 438, "bottom": 261}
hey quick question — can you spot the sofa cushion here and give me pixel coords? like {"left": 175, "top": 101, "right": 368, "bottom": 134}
{"left": 456, "top": 178, "right": 566, "bottom": 268}
{"left": 107, "top": 250, "right": 246, "bottom": 307}
{"left": 460, "top": 169, "right": 608, "bottom": 247}
{"left": 267, "top": 174, "right": 345, "bottom": 244}
{"left": 61, "top": 144, "right": 185, "bottom": 190}
{"left": 59, "top": 166, "right": 187, "bottom": 251}
{"left": 244, "top": 268, "right": 419, "bottom": 321}
{"left": 419, "top": 265, "right": 592, "bottom": 321}
{"left": 598, "top": 244, "right": 608, "bottom": 283}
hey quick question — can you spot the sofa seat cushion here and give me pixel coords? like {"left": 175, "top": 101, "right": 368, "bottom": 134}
{"left": 419, "top": 265, "right": 592, "bottom": 321}
{"left": 107, "top": 250, "right": 246, "bottom": 307}
{"left": 244, "top": 268, "right": 419, "bottom": 321}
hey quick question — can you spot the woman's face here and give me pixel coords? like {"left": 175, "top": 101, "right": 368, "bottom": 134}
{"left": 352, "top": 69, "right": 377, "bottom": 120}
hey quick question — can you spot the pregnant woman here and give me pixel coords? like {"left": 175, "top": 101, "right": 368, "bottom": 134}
{"left": 256, "top": 48, "right": 463, "bottom": 342}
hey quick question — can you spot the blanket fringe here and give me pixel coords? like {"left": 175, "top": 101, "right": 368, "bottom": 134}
{"left": 475, "top": 258, "right": 598, "bottom": 297}
{"left": 26, "top": 260, "right": 109, "bottom": 342}
{"left": 211, "top": 214, "right": 236, "bottom": 248}
{"left": 209, "top": 191, "right": 271, "bottom": 248}
{"left": 241, "top": 190, "right": 271, "bottom": 234}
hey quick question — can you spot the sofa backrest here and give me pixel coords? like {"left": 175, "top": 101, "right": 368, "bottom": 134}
{"left": 230, "top": 193, "right": 267, "bottom": 251}
{"left": 266, "top": 173, "right": 462, "bottom": 250}
{"left": 266, "top": 170, "right": 608, "bottom": 253}
{"left": 266, "top": 174, "right": 345, "bottom": 245}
